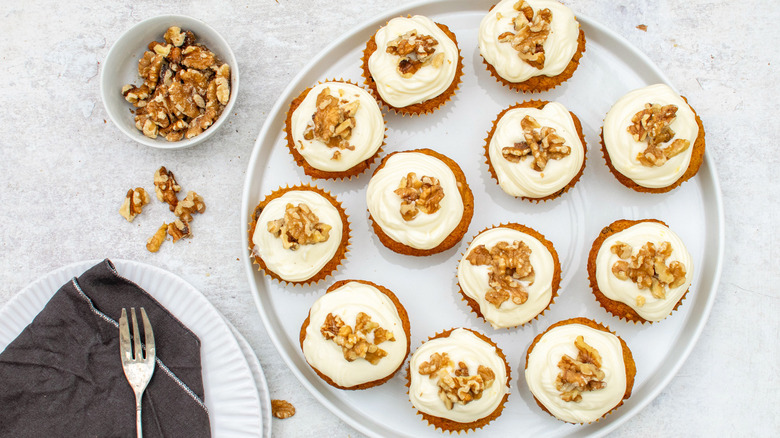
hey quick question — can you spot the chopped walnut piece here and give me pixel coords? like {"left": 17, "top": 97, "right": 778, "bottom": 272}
{"left": 146, "top": 222, "right": 168, "bottom": 253}
{"left": 501, "top": 115, "right": 570, "bottom": 171}
{"left": 267, "top": 203, "right": 331, "bottom": 250}
{"left": 466, "top": 240, "right": 535, "bottom": 308}
{"left": 627, "top": 103, "right": 691, "bottom": 167}
{"left": 393, "top": 172, "right": 445, "bottom": 221}
{"left": 153, "top": 166, "right": 181, "bottom": 211}
{"left": 174, "top": 191, "right": 206, "bottom": 222}
{"left": 122, "top": 27, "right": 230, "bottom": 141}
{"left": 271, "top": 400, "right": 296, "bottom": 419}
{"left": 555, "top": 335, "right": 607, "bottom": 402}
{"left": 610, "top": 240, "right": 687, "bottom": 300}
{"left": 386, "top": 29, "right": 440, "bottom": 78}
{"left": 497, "top": 0, "right": 552, "bottom": 68}
{"left": 119, "top": 188, "right": 151, "bottom": 222}
{"left": 320, "top": 312, "right": 395, "bottom": 365}
{"left": 302, "top": 87, "right": 359, "bottom": 154}
{"left": 167, "top": 218, "right": 191, "bottom": 242}
{"left": 418, "top": 352, "right": 495, "bottom": 410}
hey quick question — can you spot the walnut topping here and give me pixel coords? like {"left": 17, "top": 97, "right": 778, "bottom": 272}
{"left": 271, "top": 400, "right": 296, "bottom": 419}
{"left": 497, "top": 0, "right": 552, "bottom": 69}
{"left": 122, "top": 26, "right": 230, "bottom": 141}
{"left": 385, "top": 30, "right": 441, "bottom": 78}
{"left": 302, "top": 87, "right": 359, "bottom": 156}
{"left": 266, "top": 203, "right": 331, "bottom": 250}
{"left": 119, "top": 188, "right": 151, "bottom": 222}
{"left": 174, "top": 191, "right": 206, "bottom": 222}
{"left": 146, "top": 222, "right": 168, "bottom": 253}
{"left": 610, "top": 240, "right": 687, "bottom": 299}
{"left": 501, "top": 115, "right": 570, "bottom": 171}
{"left": 418, "top": 352, "right": 496, "bottom": 410}
{"left": 555, "top": 335, "right": 606, "bottom": 402}
{"left": 153, "top": 166, "right": 181, "bottom": 211}
{"left": 320, "top": 312, "right": 395, "bottom": 365}
{"left": 466, "top": 240, "right": 535, "bottom": 308}
{"left": 627, "top": 103, "right": 691, "bottom": 167}
{"left": 393, "top": 172, "right": 445, "bottom": 221}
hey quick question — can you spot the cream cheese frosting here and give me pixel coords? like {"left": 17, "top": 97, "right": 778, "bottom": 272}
{"left": 409, "top": 328, "right": 509, "bottom": 423}
{"left": 252, "top": 190, "right": 342, "bottom": 282}
{"left": 525, "top": 323, "right": 627, "bottom": 424}
{"left": 603, "top": 84, "right": 699, "bottom": 188}
{"left": 301, "top": 281, "right": 408, "bottom": 388}
{"left": 458, "top": 227, "right": 556, "bottom": 328}
{"left": 488, "top": 102, "right": 585, "bottom": 198}
{"left": 366, "top": 151, "right": 464, "bottom": 250}
{"left": 290, "top": 82, "right": 384, "bottom": 172}
{"left": 595, "top": 221, "right": 693, "bottom": 321}
{"left": 367, "top": 15, "right": 459, "bottom": 107}
{"left": 479, "top": 0, "right": 580, "bottom": 83}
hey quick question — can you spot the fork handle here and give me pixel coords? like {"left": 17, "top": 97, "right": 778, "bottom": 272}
{"left": 135, "top": 392, "right": 143, "bottom": 438}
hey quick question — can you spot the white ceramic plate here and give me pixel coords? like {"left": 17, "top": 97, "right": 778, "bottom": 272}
{"left": 0, "top": 259, "right": 264, "bottom": 437}
{"left": 241, "top": 1, "right": 724, "bottom": 436}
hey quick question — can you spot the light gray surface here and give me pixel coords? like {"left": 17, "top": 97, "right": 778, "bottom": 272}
{"left": 0, "top": 1, "right": 777, "bottom": 437}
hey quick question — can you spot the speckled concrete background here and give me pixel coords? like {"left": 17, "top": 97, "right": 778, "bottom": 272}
{"left": 1, "top": 0, "right": 778, "bottom": 436}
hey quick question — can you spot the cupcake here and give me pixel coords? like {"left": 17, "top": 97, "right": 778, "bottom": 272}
{"left": 407, "top": 328, "right": 510, "bottom": 432}
{"left": 366, "top": 149, "right": 474, "bottom": 256}
{"left": 285, "top": 80, "right": 386, "bottom": 179}
{"left": 299, "top": 279, "right": 411, "bottom": 390}
{"left": 587, "top": 219, "right": 694, "bottom": 323}
{"left": 601, "top": 83, "right": 706, "bottom": 193}
{"left": 362, "top": 15, "right": 463, "bottom": 115}
{"left": 457, "top": 223, "right": 561, "bottom": 329}
{"left": 479, "top": 0, "right": 586, "bottom": 93}
{"left": 248, "top": 184, "right": 350, "bottom": 285}
{"left": 485, "top": 100, "right": 586, "bottom": 201}
{"left": 525, "top": 317, "right": 636, "bottom": 424}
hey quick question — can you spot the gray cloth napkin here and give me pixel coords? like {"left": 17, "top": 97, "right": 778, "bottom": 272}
{"left": 0, "top": 259, "right": 211, "bottom": 437}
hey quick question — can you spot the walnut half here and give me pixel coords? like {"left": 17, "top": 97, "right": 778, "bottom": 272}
{"left": 271, "top": 400, "right": 296, "bottom": 419}
{"left": 466, "top": 240, "right": 535, "bottom": 308}
{"left": 119, "top": 188, "right": 151, "bottom": 222}
{"left": 153, "top": 166, "right": 181, "bottom": 211}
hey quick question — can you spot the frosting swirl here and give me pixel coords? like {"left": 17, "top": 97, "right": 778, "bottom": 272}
{"left": 368, "top": 15, "right": 459, "bottom": 107}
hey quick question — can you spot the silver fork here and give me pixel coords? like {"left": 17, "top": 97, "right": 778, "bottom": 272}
{"left": 119, "top": 307, "right": 156, "bottom": 438}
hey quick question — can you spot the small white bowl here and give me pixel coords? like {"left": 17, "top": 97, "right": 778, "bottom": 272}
{"left": 101, "top": 15, "right": 239, "bottom": 149}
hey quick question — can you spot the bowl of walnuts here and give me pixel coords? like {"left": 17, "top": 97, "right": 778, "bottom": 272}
{"left": 101, "top": 15, "right": 239, "bottom": 149}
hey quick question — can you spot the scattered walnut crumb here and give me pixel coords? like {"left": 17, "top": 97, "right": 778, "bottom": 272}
{"left": 302, "top": 87, "right": 359, "bottom": 157}
{"left": 386, "top": 29, "right": 441, "bottom": 78}
{"left": 555, "top": 335, "right": 606, "bottom": 402}
{"left": 393, "top": 172, "right": 445, "bottom": 221}
{"left": 611, "top": 240, "right": 687, "bottom": 299}
{"left": 497, "top": 0, "right": 551, "bottom": 69}
{"left": 146, "top": 222, "right": 168, "bottom": 252}
{"left": 466, "top": 240, "right": 535, "bottom": 308}
{"left": 418, "top": 352, "right": 496, "bottom": 410}
{"left": 267, "top": 203, "right": 331, "bottom": 250}
{"left": 636, "top": 24, "right": 648, "bottom": 32}
{"left": 271, "top": 399, "right": 296, "bottom": 419}
{"left": 122, "top": 26, "right": 231, "bottom": 141}
{"left": 119, "top": 188, "right": 151, "bottom": 222}
{"left": 627, "top": 103, "right": 691, "bottom": 167}
{"left": 153, "top": 166, "right": 181, "bottom": 211}
{"left": 320, "top": 312, "right": 395, "bottom": 365}
{"left": 502, "top": 115, "right": 571, "bottom": 171}
{"left": 636, "top": 295, "right": 646, "bottom": 307}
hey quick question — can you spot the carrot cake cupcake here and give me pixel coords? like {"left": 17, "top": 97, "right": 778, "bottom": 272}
{"left": 407, "top": 328, "right": 510, "bottom": 432}
{"left": 457, "top": 224, "right": 561, "bottom": 329}
{"left": 601, "top": 83, "right": 705, "bottom": 193}
{"left": 362, "top": 15, "right": 463, "bottom": 115}
{"left": 300, "top": 279, "right": 410, "bottom": 390}
{"left": 525, "top": 318, "right": 636, "bottom": 424}
{"left": 366, "top": 149, "right": 474, "bottom": 256}
{"left": 285, "top": 81, "right": 385, "bottom": 179}
{"left": 248, "top": 185, "right": 350, "bottom": 285}
{"left": 588, "top": 219, "right": 693, "bottom": 323}
{"left": 485, "top": 100, "right": 586, "bottom": 201}
{"left": 479, "top": 0, "right": 585, "bottom": 93}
